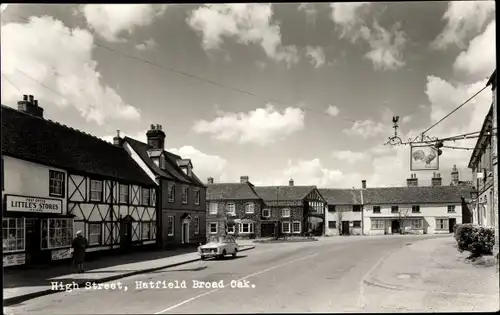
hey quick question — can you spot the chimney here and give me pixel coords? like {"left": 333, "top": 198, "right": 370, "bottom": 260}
{"left": 207, "top": 177, "right": 214, "bottom": 184}
{"left": 451, "top": 165, "right": 459, "bottom": 186}
{"left": 406, "top": 173, "right": 418, "bottom": 187}
{"left": 289, "top": 179, "right": 294, "bottom": 186}
{"left": 17, "top": 94, "right": 44, "bottom": 118}
{"left": 146, "top": 123, "right": 166, "bottom": 150}
{"left": 113, "top": 130, "right": 121, "bottom": 146}
{"left": 240, "top": 176, "right": 249, "bottom": 184}
{"left": 361, "top": 180, "right": 366, "bottom": 189}
{"left": 431, "top": 172, "right": 442, "bottom": 187}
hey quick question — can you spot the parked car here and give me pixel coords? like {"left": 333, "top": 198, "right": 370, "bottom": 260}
{"left": 198, "top": 235, "right": 239, "bottom": 260}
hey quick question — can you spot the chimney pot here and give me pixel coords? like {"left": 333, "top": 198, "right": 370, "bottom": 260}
{"left": 23, "top": 94, "right": 28, "bottom": 101}
{"left": 28, "top": 95, "right": 34, "bottom": 103}
{"left": 207, "top": 177, "right": 214, "bottom": 184}
{"left": 240, "top": 176, "right": 249, "bottom": 183}
{"left": 34, "top": 100, "right": 38, "bottom": 106}
{"left": 289, "top": 179, "right": 294, "bottom": 186}
{"left": 361, "top": 180, "right": 366, "bottom": 189}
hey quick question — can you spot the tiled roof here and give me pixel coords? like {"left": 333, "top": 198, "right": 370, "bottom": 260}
{"left": 253, "top": 186, "right": 316, "bottom": 201}
{"left": 207, "top": 183, "right": 260, "bottom": 200}
{"left": 363, "top": 185, "right": 473, "bottom": 205}
{"left": 318, "top": 188, "right": 362, "bottom": 205}
{"left": 177, "top": 159, "right": 192, "bottom": 167}
{"left": 1, "top": 105, "right": 155, "bottom": 187}
{"left": 124, "top": 136, "right": 205, "bottom": 187}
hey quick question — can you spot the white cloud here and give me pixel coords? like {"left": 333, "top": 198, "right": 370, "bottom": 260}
{"left": 305, "top": 46, "right": 326, "bottom": 68}
{"left": 325, "top": 105, "right": 340, "bottom": 116}
{"left": 0, "top": 16, "right": 141, "bottom": 125}
{"left": 453, "top": 20, "right": 496, "bottom": 82}
{"left": 298, "top": 3, "right": 318, "bottom": 24}
{"left": 431, "top": 1, "right": 495, "bottom": 50}
{"left": 168, "top": 146, "right": 229, "bottom": 183}
{"left": 362, "top": 22, "right": 407, "bottom": 71}
{"left": 101, "top": 129, "right": 148, "bottom": 144}
{"left": 332, "top": 150, "right": 368, "bottom": 163}
{"left": 329, "top": 3, "right": 371, "bottom": 43}
{"left": 342, "top": 119, "right": 385, "bottom": 138}
{"left": 135, "top": 38, "right": 157, "bottom": 50}
{"left": 402, "top": 115, "right": 412, "bottom": 124}
{"left": 192, "top": 104, "right": 305, "bottom": 146}
{"left": 187, "top": 4, "right": 300, "bottom": 68}
{"left": 79, "top": 4, "right": 168, "bottom": 42}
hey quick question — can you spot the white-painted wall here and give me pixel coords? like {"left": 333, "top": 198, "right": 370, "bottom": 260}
{"left": 325, "top": 205, "right": 362, "bottom": 236}
{"left": 2, "top": 156, "right": 68, "bottom": 213}
{"left": 363, "top": 203, "right": 463, "bottom": 235}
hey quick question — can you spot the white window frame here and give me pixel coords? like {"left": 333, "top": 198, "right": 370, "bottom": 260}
{"left": 41, "top": 218, "right": 73, "bottom": 249}
{"left": 194, "top": 189, "right": 200, "bottom": 205}
{"left": 167, "top": 216, "right": 174, "bottom": 236}
{"left": 245, "top": 202, "right": 255, "bottom": 214}
{"left": 281, "top": 221, "right": 291, "bottom": 234}
{"left": 411, "top": 205, "right": 421, "bottom": 213}
{"left": 410, "top": 219, "right": 423, "bottom": 229}
{"left": 119, "top": 184, "right": 129, "bottom": 204}
{"left": 209, "top": 202, "right": 219, "bottom": 215}
{"left": 292, "top": 221, "right": 301, "bottom": 234}
{"left": 88, "top": 222, "right": 102, "bottom": 246}
{"left": 226, "top": 203, "right": 236, "bottom": 216}
{"left": 447, "top": 205, "right": 456, "bottom": 213}
{"left": 262, "top": 208, "right": 271, "bottom": 218}
{"left": 209, "top": 222, "right": 218, "bottom": 234}
{"left": 168, "top": 184, "right": 175, "bottom": 203}
{"left": 281, "top": 208, "right": 291, "bottom": 218}
{"left": 371, "top": 220, "right": 384, "bottom": 230}
{"left": 181, "top": 186, "right": 188, "bottom": 204}
{"left": 90, "top": 179, "right": 103, "bottom": 202}
{"left": 49, "top": 170, "right": 65, "bottom": 197}
{"left": 239, "top": 222, "right": 254, "bottom": 234}
{"left": 353, "top": 220, "right": 361, "bottom": 228}
{"left": 142, "top": 188, "right": 150, "bottom": 206}
{"left": 227, "top": 224, "right": 235, "bottom": 234}
{"left": 2, "top": 218, "right": 25, "bottom": 253}
{"left": 194, "top": 217, "right": 200, "bottom": 235}
{"left": 436, "top": 218, "right": 448, "bottom": 230}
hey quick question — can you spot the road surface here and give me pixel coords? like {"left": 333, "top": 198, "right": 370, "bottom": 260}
{"left": 6, "top": 235, "right": 444, "bottom": 314}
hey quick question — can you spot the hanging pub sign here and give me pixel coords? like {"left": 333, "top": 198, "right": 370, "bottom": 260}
{"left": 5, "top": 195, "right": 63, "bottom": 214}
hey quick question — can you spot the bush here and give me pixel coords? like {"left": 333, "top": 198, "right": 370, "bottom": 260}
{"left": 455, "top": 223, "right": 495, "bottom": 256}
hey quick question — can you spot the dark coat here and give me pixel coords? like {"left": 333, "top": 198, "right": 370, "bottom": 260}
{"left": 72, "top": 235, "right": 88, "bottom": 263}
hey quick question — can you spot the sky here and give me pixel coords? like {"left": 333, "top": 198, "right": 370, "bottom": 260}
{"left": 0, "top": 2, "right": 496, "bottom": 188}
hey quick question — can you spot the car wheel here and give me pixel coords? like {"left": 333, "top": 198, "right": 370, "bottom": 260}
{"left": 232, "top": 248, "right": 238, "bottom": 258}
{"left": 219, "top": 249, "right": 226, "bottom": 259}
{"left": 200, "top": 256, "right": 206, "bottom": 261}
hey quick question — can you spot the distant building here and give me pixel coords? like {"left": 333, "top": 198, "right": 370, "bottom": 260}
{"left": 206, "top": 177, "right": 326, "bottom": 240}
{"left": 318, "top": 188, "right": 363, "bottom": 236}
{"left": 121, "top": 125, "right": 206, "bottom": 248}
{"left": 2, "top": 96, "right": 157, "bottom": 267}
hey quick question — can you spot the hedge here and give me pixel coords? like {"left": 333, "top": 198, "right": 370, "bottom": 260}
{"left": 454, "top": 223, "right": 495, "bottom": 256}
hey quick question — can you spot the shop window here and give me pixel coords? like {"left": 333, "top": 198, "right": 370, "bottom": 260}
{"left": 142, "top": 221, "right": 151, "bottom": 240}
{"left": 90, "top": 180, "right": 103, "bottom": 202}
{"left": 41, "top": 218, "right": 73, "bottom": 249}
{"left": 88, "top": 223, "right": 102, "bottom": 245}
{"left": 119, "top": 184, "right": 129, "bottom": 204}
{"left": 2, "top": 218, "right": 25, "bottom": 252}
{"left": 49, "top": 170, "right": 65, "bottom": 197}
{"left": 142, "top": 188, "right": 150, "bottom": 206}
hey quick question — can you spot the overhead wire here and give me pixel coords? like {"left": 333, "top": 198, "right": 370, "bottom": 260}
{"left": 1, "top": 73, "right": 24, "bottom": 94}
{"left": 7, "top": 13, "right": 367, "bottom": 123}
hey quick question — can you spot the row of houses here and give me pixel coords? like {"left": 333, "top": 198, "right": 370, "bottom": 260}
{"left": 206, "top": 172, "right": 473, "bottom": 240}
{"left": 2, "top": 95, "right": 206, "bottom": 267}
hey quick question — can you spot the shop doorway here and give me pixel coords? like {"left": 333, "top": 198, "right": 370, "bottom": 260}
{"left": 391, "top": 220, "right": 400, "bottom": 234}
{"left": 25, "top": 218, "right": 40, "bottom": 264}
{"left": 120, "top": 216, "right": 133, "bottom": 251}
{"left": 341, "top": 221, "right": 350, "bottom": 235}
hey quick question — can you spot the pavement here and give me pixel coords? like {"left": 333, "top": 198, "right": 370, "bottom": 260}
{"left": 361, "top": 236, "right": 500, "bottom": 312}
{"left": 3, "top": 244, "right": 255, "bottom": 306}
{"left": 3, "top": 234, "right": 469, "bottom": 314}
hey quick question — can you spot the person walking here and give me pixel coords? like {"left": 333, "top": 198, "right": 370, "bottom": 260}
{"left": 72, "top": 230, "right": 88, "bottom": 273}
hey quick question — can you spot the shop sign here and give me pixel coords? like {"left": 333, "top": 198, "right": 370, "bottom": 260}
{"left": 51, "top": 248, "right": 72, "bottom": 261}
{"left": 5, "top": 195, "right": 63, "bottom": 214}
{"left": 3, "top": 253, "right": 26, "bottom": 267}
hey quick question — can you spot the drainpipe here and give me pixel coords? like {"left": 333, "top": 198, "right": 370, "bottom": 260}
{"left": 360, "top": 188, "right": 365, "bottom": 235}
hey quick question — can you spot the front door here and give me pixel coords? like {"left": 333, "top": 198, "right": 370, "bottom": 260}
{"left": 449, "top": 218, "right": 456, "bottom": 233}
{"left": 25, "top": 218, "right": 40, "bottom": 264}
{"left": 391, "top": 220, "right": 400, "bottom": 234}
{"left": 182, "top": 223, "right": 189, "bottom": 244}
{"left": 341, "top": 221, "right": 350, "bottom": 236}
{"left": 261, "top": 223, "right": 274, "bottom": 237}
{"left": 120, "top": 221, "right": 132, "bottom": 250}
